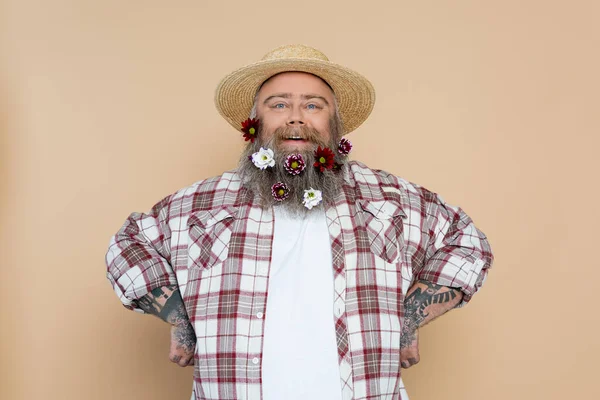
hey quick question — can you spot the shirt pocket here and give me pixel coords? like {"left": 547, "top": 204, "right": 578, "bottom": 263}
{"left": 358, "top": 199, "right": 406, "bottom": 265}
{"left": 186, "top": 206, "right": 237, "bottom": 270}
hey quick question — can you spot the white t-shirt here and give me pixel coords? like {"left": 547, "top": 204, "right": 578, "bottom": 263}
{"left": 261, "top": 207, "right": 343, "bottom": 400}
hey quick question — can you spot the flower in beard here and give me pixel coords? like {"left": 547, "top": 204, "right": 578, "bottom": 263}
{"left": 271, "top": 182, "right": 290, "bottom": 201}
{"left": 313, "top": 146, "right": 335, "bottom": 172}
{"left": 251, "top": 147, "right": 275, "bottom": 170}
{"left": 337, "top": 138, "right": 352, "bottom": 156}
{"left": 241, "top": 118, "right": 260, "bottom": 143}
{"left": 284, "top": 153, "right": 306, "bottom": 175}
{"left": 302, "top": 188, "right": 323, "bottom": 209}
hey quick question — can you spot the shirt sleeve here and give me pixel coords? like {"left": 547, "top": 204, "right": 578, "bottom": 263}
{"left": 416, "top": 192, "right": 494, "bottom": 307}
{"left": 105, "top": 194, "right": 178, "bottom": 313}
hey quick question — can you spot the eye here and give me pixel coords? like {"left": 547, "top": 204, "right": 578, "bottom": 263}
{"left": 273, "top": 103, "right": 286, "bottom": 109}
{"left": 307, "top": 103, "right": 320, "bottom": 110}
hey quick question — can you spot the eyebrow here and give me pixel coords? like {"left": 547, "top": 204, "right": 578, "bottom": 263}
{"left": 263, "top": 93, "right": 330, "bottom": 106}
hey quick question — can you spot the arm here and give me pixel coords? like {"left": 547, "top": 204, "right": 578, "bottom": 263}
{"left": 105, "top": 194, "right": 195, "bottom": 367}
{"left": 400, "top": 190, "right": 494, "bottom": 369}
{"left": 136, "top": 285, "right": 196, "bottom": 367}
{"left": 400, "top": 280, "right": 462, "bottom": 368}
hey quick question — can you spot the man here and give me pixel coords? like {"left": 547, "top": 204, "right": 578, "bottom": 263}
{"left": 106, "top": 44, "right": 493, "bottom": 400}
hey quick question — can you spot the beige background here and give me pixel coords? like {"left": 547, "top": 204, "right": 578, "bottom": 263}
{"left": 1, "top": 0, "right": 599, "bottom": 399}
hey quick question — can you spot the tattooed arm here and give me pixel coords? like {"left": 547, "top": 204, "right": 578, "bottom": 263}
{"left": 136, "top": 285, "right": 196, "bottom": 368}
{"left": 400, "top": 280, "right": 463, "bottom": 369}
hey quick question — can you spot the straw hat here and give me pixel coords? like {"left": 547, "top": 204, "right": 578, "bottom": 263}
{"left": 214, "top": 44, "right": 376, "bottom": 135}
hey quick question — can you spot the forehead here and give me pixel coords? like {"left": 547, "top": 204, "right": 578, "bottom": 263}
{"left": 257, "top": 72, "right": 335, "bottom": 100}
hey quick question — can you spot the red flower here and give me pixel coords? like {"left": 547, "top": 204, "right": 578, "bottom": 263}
{"left": 241, "top": 118, "right": 260, "bottom": 142}
{"left": 271, "top": 182, "right": 290, "bottom": 201}
{"left": 337, "top": 138, "right": 352, "bottom": 155}
{"left": 284, "top": 153, "right": 306, "bottom": 175}
{"left": 313, "top": 146, "right": 335, "bottom": 172}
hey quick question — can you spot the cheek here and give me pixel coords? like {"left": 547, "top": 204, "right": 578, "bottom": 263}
{"left": 258, "top": 112, "right": 285, "bottom": 132}
{"left": 259, "top": 127, "right": 275, "bottom": 144}
{"left": 313, "top": 117, "right": 332, "bottom": 140}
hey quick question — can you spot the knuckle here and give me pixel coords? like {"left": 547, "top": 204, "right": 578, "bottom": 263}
{"left": 169, "top": 354, "right": 183, "bottom": 364}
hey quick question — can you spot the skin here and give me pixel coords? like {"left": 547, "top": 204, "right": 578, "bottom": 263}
{"left": 136, "top": 285, "right": 196, "bottom": 367}
{"left": 136, "top": 72, "right": 464, "bottom": 370}
{"left": 400, "top": 281, "right": 463, "bottom": 368}
{"left": 255, "top": 72, "right": 337, "bottom": 152}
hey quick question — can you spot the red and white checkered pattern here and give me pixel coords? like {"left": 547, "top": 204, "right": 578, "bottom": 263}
{"left": 106, "top": 161, "right": 493, "bottom": 400}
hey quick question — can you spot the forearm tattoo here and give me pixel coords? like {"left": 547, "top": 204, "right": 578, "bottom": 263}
{"left": 400, "top": 281, "right": 459, "bottom": 348}
{"left": 172, "top": 323, "right": 197, "bottom": 355}
{"left": 136, "top": 284, "right": 191, "bottom": 327}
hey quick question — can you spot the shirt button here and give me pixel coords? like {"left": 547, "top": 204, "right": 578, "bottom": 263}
{"left": 256, "top": 312, "right": 264, "bottom": 319}
{"left": 335, "top": 307, "right": 343, "bottom": 317}
{"left": 252, "top": 357, "right": 259, "bottom": 365}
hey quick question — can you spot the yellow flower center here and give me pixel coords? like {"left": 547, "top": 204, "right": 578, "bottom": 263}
{"left": 319, "top": 156, "right": 326, "bottom": 163}
{"left": 249, "top": 127, "right": 256, "bottom": 135}
{"left": 308, "top": 193, "right": 314, "bottom": 198}
{"left": 278, "top": 189, "right": 285, "bottom": 196}
{"left": 291, "top": 161, "right": 299, "bottom": 169}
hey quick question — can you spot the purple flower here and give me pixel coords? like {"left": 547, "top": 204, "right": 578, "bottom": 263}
{"left": 284, "top": 153, "right": 306, "bottom": 175}
{"left": 271, "top": 182, "right": 290, "bottom": 201}
{"left": 337, "top": 138, "right": 352, "bottom": 156}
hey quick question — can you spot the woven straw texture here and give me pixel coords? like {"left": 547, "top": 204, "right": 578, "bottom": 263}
{"left": 214, "top": 44, "right": 376, "bottom": 134}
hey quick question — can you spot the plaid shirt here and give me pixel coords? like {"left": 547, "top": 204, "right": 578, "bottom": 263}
{"left": 106, "top": 160, "right": 493, "bottom": 400}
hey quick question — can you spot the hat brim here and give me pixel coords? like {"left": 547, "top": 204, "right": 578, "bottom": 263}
{"left": 214, "top": 58, "right": 375, "bottom": 135}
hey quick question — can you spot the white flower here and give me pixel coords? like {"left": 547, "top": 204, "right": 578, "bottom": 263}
{"left": 302, "top": 188, "right": 323, "bottom": 210}
{"left": 251, "top": 147, "right": 275, "bottom": 170}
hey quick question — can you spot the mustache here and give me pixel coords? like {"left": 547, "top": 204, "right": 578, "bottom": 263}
{"left": 269, "top": 125, "right": 327, "bottom": 146}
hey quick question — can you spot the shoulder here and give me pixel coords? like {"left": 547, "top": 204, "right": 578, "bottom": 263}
{"left": 346, "top": 160, "right": 440, "bottom": 209}
{"left": 165, "top": 169, "right": 243, "bottom": 213}
{"left": 345, "top": 161, "right": 465, "bottom": 226}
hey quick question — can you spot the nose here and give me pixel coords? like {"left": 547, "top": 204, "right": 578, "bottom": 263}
{"left": 286, "top": 107, "right": 305, "bottom": 126}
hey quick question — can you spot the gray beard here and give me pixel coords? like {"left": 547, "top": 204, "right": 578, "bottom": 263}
{"left": 237, "top": 125, "right": 347, "bottom": 216}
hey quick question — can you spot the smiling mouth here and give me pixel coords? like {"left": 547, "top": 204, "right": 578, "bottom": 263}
{"left": 285, "top": 136, "right": 305, "bottom": 141}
